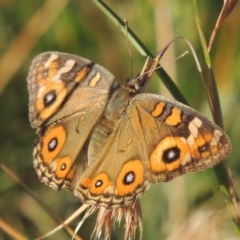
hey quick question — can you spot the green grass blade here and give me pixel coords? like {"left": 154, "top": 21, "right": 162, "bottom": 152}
{"left": 90, "top": 0, "right": 187, "bottom": 104}
{"left": 193, "top": 0, "right": 240, "bottom": 235}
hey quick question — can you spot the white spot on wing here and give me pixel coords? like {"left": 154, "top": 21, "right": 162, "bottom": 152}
{"left": 188, "top": 122, "right": 198, "bottom": 138}
{"left": 59, "top": 60, "right": 75, "bottom": 73}
{"left": 210, "top": 129, "right": 223, "bottom": 147}
{"left": 58, "top": 60, "right": 75, "bottom": 73}
{"left": 186, "top": 135, "right": 195, "bottom": 147}
{"left": 180, "top": 137, "right": 187, "bottom": 144}
{"left": 89, "top": 72, "right": 101, "bottom": 87}
{"left": 52, "top": 60, "right": 76, "bottom": 81}
{"left": 192, "top": 117, "right": 202, "bottom": 127}
{"left": 210, "top": 136, "right": 218, "bottom": 146}
{"left": 188, "top": 117, "right": 202, "bottom": 138}
{"left": 181, "top": 153, "right": 191, "bottom": 166}
{"left": 214, "top": 129, "right": 223, "bottom": 140}
{"left": 37, "top": 85, "right": 46, "bottom": 98}
{"left": 44, "top": 54, "right": 58, "bottom": 68}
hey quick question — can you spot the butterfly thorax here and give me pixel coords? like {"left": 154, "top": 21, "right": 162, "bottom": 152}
{"left": 88, "top": 86, "right": 133, "bottom": 164}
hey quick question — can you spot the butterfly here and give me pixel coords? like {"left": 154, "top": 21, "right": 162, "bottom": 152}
{"left": 27, "top": 50, "right": 231, "bottom": 210}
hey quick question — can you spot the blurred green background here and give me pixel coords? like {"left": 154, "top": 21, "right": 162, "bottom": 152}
{"left": 0, "top": 0, "right": 239, "bottom": 239}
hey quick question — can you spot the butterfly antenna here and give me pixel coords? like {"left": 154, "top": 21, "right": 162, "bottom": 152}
{"left": 124, "top": 20, "right": 133, "bottom": 79}
{"left": 149, "top": 50, "right": 189, "bottom": 73}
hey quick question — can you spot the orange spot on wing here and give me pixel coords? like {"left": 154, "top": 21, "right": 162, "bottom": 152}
{"left": 37, "top": 73, "right": 43, "bottom": 80}
{"left": 90, "top": 173, "right": 112, "bottom": 195}
{"left": 165, "top": 108, "right": 182, "bottom": 126}
{"left": 190, "top": 132, "right": 213, "bottom": 158}
{"left": 37, "top": 65, "right": 45, "bottom": 72}
{"left": 205, "top": 133, "right": 213, "bottom": 142}
{"left": 41, "top": 125, "right": 67, "bottom": 163}
{"left": 116, "top": 160, "right": 144, "bottom": 196}
{"left": 150, "top": 136, "right": 190, "bottom": 173}
{"left": 151, "top": 102, "right": 165, "bottom": 117}
{"left": 36, "top": 62, "right": 58, "bottom": 82}
{"left": 48, "top": 61, "right": 59, "bottom": 77}
{"left": 80, "top": 173, "right": 112, "bottom": 195}
{"left": 75, "top": 66, "right": 91, "bottom": 83}
{"left": 56, "top": 157, "right": 72, "bottom": 178}
{"left": 195, "top": 133, "right": 212, "bottom": 146}
{"left": 211, "top": 145, "right": 218, "bottom": 154}
{"left": 201, "top": 151, "right": 210, "bottom": 158}
{"left": 36, "top": 82, "right": 68, "bottom": 120}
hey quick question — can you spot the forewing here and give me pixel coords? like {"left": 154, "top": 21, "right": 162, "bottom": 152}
{"left": 27, "top": 52, "right": 119, "bottom": 128}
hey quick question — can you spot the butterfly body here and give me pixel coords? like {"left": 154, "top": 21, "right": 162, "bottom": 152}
{"left": 28, "top": 52, "right": 231, "bottom": 209}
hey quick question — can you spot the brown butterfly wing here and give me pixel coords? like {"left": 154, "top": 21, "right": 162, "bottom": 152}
{"left": 128, "top": 93, "right": 231, "bottom": 183}
{"left": 28, "top": 52, "right": 119, "bottom": 191}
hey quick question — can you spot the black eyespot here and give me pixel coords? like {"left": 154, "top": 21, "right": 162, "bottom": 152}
{"left": 198, "top": 143, "right": 209, "bottom": 153}
{"left": 61, "top": 163, "right": 66, "bottom": 171}
{"left": 48, "top": 138, "right": 58, "bottom": 151}
{"left": 123, "top": 171, "right": 135, "bottom": 185}
{"left": 43, "top": 90, "right": 57, "bottom": 107}
{"left": 163, "top": 147, "right": 180, "bottom": 163}
{"left": 95, "top": 180, "right": 103, "bottom": 188}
